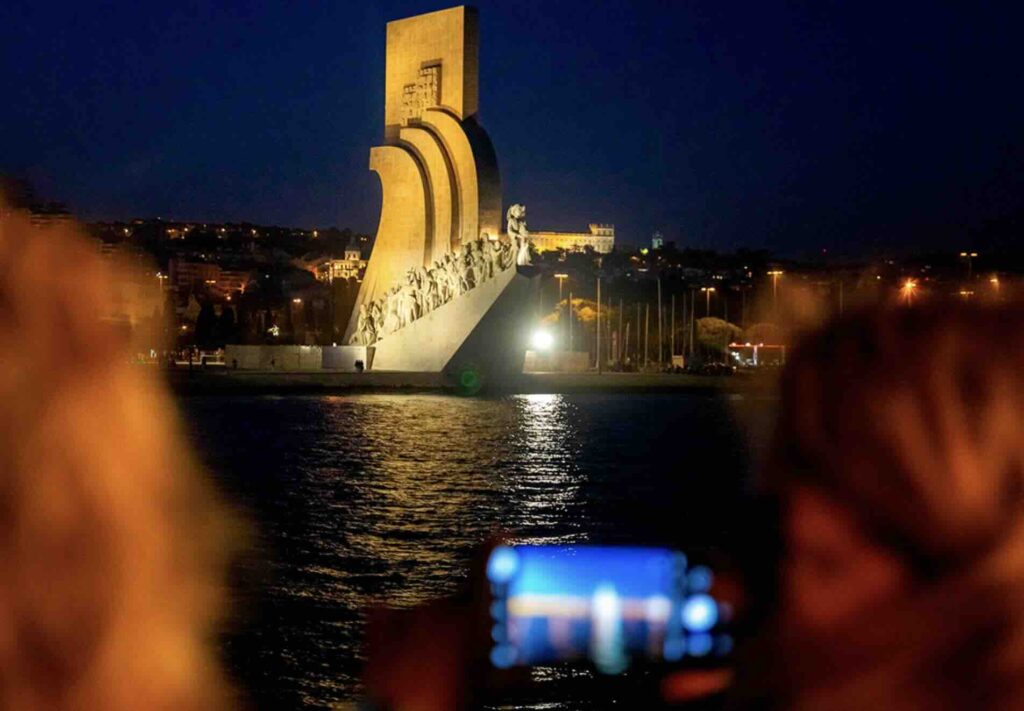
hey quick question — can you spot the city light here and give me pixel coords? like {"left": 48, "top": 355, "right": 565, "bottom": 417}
{"left": 292, "top": 297, "right": 303, "bottom": 304}
{"left": 701, "top": 286, "right": 716, "bottom": 316}
{"left": 959, "top": 251, "right": 979, "bottom": 280}
{"left": 902, "top": 279, "right": 917, "bottom": 305}
{"left": 768, "top": 270, "right": 784, "bottom": 314}
{"left": 530, "top": 329, "right": 554, "bottom": 351}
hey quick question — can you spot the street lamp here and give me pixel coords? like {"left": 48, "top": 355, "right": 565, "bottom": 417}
{"left": 959, "top": 251, "right": 978, "bottom": 280}
{"left": 902, "top": 279, "right": 917, "bottom": 306}
{"left": 530, "top": 329, "right": 554, "bottom": 351}
{"left": 701, "top": 287, "right": 716, "bottom": 316}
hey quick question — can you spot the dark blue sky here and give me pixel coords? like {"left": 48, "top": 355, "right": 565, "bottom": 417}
{"left": 2, "top": 1, "right": 1021, "bottom": 253}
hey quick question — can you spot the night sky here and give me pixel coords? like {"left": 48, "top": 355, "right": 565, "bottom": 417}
{"left": 3, "top": 1, "right": 1021, "bottom": 254}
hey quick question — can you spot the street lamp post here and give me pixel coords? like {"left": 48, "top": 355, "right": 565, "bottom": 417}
{"left": 555, "top": 273, "right": 568, "bottom": 350}
{"left": 568, "top": 290, "right": 574, "bottom": 351}
{"left": 959, "top": 252, "right": 978, "bottom": 281}
{"left": 768, "top": 270, "right": 784, "bottom": 316}
{"left": 596, "top": 275, "right": 602, "bottom": 374}
{"left": 701, "top": 287, "right": 715, "bottom": 317}
{"left": 595, "top": 257, "right": 604, "bottom": 374}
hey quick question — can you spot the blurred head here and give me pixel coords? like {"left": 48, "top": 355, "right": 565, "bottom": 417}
{"left": 761, "top": 305, "right": 1024, "bottom": 708}
{"left": 0, "top": 204, "right": 239, "bottom": 709}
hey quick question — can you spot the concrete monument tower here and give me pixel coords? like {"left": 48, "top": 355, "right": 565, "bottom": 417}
{"left": 345, "top": 6, "right": 536, "bottom": 377}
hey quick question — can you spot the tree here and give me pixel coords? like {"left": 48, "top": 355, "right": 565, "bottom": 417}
{"left": 195, "top": 301, "right": 217, "bottom": 347}
{"left": 215, "top": 306, "right": 237, "bottom": 345}
{"left": 697, "top": 317, "right": 742, "bottom": 356}
{"left": 744, "top": 321, "right": 784, "bottom": 345}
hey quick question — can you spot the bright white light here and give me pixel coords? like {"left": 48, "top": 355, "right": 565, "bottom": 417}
{"left": 531, "top": 329, "right": 554, "bottom": 351}
{"left": 590, "top": 583, "right": 628, "bottom": 674}
{"left": 681, "top": 594, "right": 718, "bottom": 632}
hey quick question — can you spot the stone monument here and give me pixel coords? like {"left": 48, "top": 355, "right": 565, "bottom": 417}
{"left": 344, "top": 6, "right": 537, "bottom": 377}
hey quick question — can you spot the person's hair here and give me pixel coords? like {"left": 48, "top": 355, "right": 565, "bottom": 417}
{"left": 0, "top": 205, "right": 240, "bottom": 709}
{"left": 759, "top": 305, "right": 1024, "bottom": 710}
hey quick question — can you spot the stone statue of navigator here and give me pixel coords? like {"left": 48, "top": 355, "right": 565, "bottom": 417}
{"left": 506, "top": 204, "right": 532, "bottom": 266}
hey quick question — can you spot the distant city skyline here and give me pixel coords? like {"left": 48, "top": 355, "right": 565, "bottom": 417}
{"left": 2, "top": 1, "right": 1021, "bottom": 254}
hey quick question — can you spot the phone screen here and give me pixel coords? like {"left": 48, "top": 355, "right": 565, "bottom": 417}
{"left": 486, "top": 545, "right": 732, "bottom": 673}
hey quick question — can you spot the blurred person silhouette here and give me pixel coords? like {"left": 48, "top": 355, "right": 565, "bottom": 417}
{"left": 734, "top": 304, "right": 1024, "bottom": 710}
{"left": 365, "top": 304, "right": 1024, "bottom": 711}
{"left": 0, "top": 202, "right": 240, "bottom": 709}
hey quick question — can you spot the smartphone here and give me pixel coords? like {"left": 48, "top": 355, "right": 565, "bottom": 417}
{"left": 486, "top": 545, "right": 733, "bottom": 674}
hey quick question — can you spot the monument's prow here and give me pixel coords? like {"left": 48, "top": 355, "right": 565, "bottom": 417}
{"left": 345, "top": 5, "right": 535, "bottom": 381}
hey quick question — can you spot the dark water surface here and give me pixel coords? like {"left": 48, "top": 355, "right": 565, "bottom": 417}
{"left": 182, "top": 393, "right": 768, "bottom": 709}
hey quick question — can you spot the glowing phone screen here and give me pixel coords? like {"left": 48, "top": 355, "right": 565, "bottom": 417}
{"left": 487, "top": 545, "right": 732, "bottom": 673}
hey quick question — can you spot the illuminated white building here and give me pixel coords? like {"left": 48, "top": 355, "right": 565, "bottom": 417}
{"left": 529, "top": 223, "right": 615, "bottom": 254}
{"left": 317, "top": 247, "right": 367, "bottom": 282}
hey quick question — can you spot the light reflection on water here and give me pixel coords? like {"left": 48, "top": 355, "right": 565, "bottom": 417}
{"left": 183, "top": 393, "right": 754, "bottom": 709}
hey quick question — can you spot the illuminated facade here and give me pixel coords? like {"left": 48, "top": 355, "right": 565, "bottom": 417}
{"left": 168, "top": 258, "right": 250, "bottom": 299}
{"left": 529, "top": 223, "right": 615, "bottom": 254}
{"left": 317, "top": 248, "right": 367, "bottom": 283}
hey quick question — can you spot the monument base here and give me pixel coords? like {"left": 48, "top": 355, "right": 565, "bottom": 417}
{"left": 322, "top": 345, "right": 375, "bottom": 372}
{"left": 369, "top": 265, "right": 538, "bottom": 380}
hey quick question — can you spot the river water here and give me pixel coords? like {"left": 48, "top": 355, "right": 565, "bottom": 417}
{"left": 182, "top": 392, "right": 769, "bottom": 709}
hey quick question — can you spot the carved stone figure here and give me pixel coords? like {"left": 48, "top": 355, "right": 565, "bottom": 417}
{"left": 507, "top": 204, "right": 527, "bottom": 240}
{"left": 482, "top": 237, "right": 497, "bottom": 280}
{"left": 449, "top": 252, "right": 465, "bottom": 296}
{"left": 471, "top": 240, "right": 487, "bottom": 284}
{"left": 499, "top": 237, "right": 516, "bottom": 270}
{"left": 370, "top": 300, "right": 383, "bottom": 340}
{"left": 515, "top": 233, "right": 532, "bottom": 266}
{"left": 382, "top": 286, "right": 402, "bottom": 334}
{"left": 425, "top": 268, "right": 440, "bottom": 311}
{"left": 459, "top": 250, "right": 474, "bottom": 293}
{"left": 400, "top": 272, "right": 419, "bottom": 326}
{"left": 505, "top": 204, "right": 532, "bottom": 266}
{"left": 350, "top": 304, "right": 368, "bottom": 345}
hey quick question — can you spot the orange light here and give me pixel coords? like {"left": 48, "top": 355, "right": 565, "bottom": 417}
{"left": 902, "top": 279, "right": 917, "bottom": 305}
